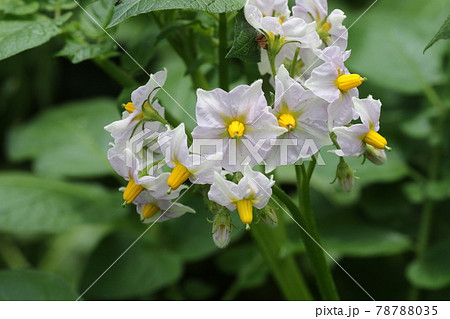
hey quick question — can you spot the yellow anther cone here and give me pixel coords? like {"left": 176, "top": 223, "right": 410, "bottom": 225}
{"left": 336, "top": 74, "right": 366, "bottom": 91}
{"left": 364, "top": 129, "right": 388, "bottom": 150}
{"left": 125, "top": 102, "right": 136, "bottom": 113}
{"left": 167, "top": 164, "right": 190, "bottom": 190}
{"left": 123, "top": 179, "right": 144, "bottom": 204}
{"left": 278, "top": 113, "right": 296, "bottom": 130}
{"left": 142, "top": 204, "right": 160, "bottom": 219}
{"left": 236, "top": 199, "right": 253, "bottom": 227}
{"left": 227, "top": 120, "right": 245, "bottom": 138}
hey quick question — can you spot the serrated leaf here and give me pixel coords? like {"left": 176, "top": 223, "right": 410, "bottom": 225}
{"left": 424, "top": 15, "right": 450, "bottom": 53}
{"left": 108, "top": 0, "right": 246, "bottom": 27}
{"left": 0, "top": 18, "right": 61, "bottom": 61}
{"left": 0, "top": 172, "right": 125, "bottom": 234}
{"left": 0, "top": 269, "right": 78, "bottom": 301}
{"left": 226, "top": 9, "right": 260, "bottom": 63}
{"left": 7, "top": 99, "right": 118, "bottom": 178}
{"left": 407, "top": 239, "right": 450, "bottom": 290}
{"left": 56, "top": 40, "right": 117, "bottom": 63}
{"left": 80, "top": 233, "right": 182, "bottom": 299}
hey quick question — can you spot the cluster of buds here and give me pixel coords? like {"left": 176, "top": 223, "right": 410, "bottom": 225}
{"left": 104, "top": 0, "right": 390, "bottom": 247}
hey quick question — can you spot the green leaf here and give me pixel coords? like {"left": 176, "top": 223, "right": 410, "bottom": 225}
{"left": 226, "top": 9, "right": 261, "bottom": 63}
{"left": 407, "top": 238, "right": 450, "bottom": 289}
{"left": 80, "top": 233, "right": 182, "bottom": 299}
{"left": 424, "top": 15, "right": 450, "bottom": 53}
{"left": 41, "top": 0, "right": 77, "bottom": 11}
{"left": 0, "top": 172, "right": 125, "bottom": 234}
{"left": 39, "top": 224, "right": 113, "bottom": 289}
{"left": 8, "top": 98, "right": 118, "bottom": 178}
{"left": 320, "top": 216, "right": 412, "bottom": 257}
{"left": 0, "top": 269, "right": 78, "bottom": 301}
{"left": 56, "top": 40, "right": 117, "bottom": 63}
{"left": 0, "top": 18, "right": 61, "bottom": 61}
{"left": 276, "top": 146, "right": 409, "bottom": 206}
{"left": 108, "top": 0, "right": 246, "bottom": 27}
{"left": 0, "top": 0, "right": 39, "bottom": 15}
{"left": 348, "top": 0, "right": 448, "bottom": 94}
{"left": 80, "top": 0, "right": 115, "bottom": 38}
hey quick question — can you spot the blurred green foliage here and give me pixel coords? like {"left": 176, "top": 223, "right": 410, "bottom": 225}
{"left": 0, "top": 0, "right": 449, "bottom": 301}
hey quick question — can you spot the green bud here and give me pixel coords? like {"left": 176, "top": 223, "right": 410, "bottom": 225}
{"left": 335, "top": 158, "right": 355, "bottom": 192}
{"left": 211, "top": 210, "right": 232, "bottom": 249}
{"left": 259, "top": 205, "right": 278, "bottom": 228}
{"left": 364, "top": 144, "right": 387, "bottom": 165}
{"left": 142, "top": 101, "right": 168, "bottom": 124}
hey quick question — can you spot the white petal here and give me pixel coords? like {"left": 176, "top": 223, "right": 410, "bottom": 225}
{"left": 208, "top": 172, "right": 241, "bottom": 210}
{"left": 131, "top": 69, "right": 167, "bottom": 109}
{"left": 352, "top": 95, "right": 381, "bottom": 131}
{"left": 158, "top": 123, "right": 189, "bottom": 166}
{"left": 187, "top": 152, "right": 223, "bottom": 184}
{"left": 333, "top": 124, "right": 368, "bottom": 156}
{"left": 305, "top": 62, "right": 340, "bottom": 102}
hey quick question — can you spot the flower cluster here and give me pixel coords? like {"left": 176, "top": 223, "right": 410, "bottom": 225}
{"left": 105, "top": 0, "right": 390, "bottom": 248}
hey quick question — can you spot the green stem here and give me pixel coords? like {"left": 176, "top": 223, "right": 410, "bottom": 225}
{"left": 0, "top": 235, "right": 30, "bottom": 269}
{"left": 251, "top": 218, "right": 312, "bottom": 300}
{"left": 268, "top": 51, "right": 278, "bottom": 78}
{"left": 273, "top": 179, "right": 340, "bottom": 300}
{"left": 289, "top": 47, "right": 300, "bottom": 78}
{"left": 218, "top": 13, "right": 229, "bottom": 91}
{"left": 93, "top": 58, "right": 138, "bottom": 88}
{"left": 54, "top": 0, "right": 61, "bottom": 19}
{"left": 409, "top": 85, "right": 447, "bottom": 300}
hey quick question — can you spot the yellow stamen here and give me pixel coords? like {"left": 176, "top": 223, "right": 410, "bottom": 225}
{"left": 364, "top": 129, "right": 388, "bottom": 150}
{"left": 227, "top": 120, "right": 245, "bottom": 138}
{"left": 322, "top": 21, "right": 331, "bottom": 32}
{"left": 236, "top": 199, "right": 253, "bottom": 226}
{"left": 336, "top": 74, "right": 366, "bottom": 91}
{"left": 278, "top": 113, "right": 296, "bottom": 131}
{"left": 124, "top": 102, "right": 143, "bottom": 120}
{"left": 125, "top": 102, "right": 135, "bottom": 113}
{"left": 167, "top": 164, "right": 190, "bottom": 190}
{"left": 142, "top": 203, "right": 160, "bottom": 219}
{"left": 123, "top": 179, "right": 144, "bottom": 204}
{"left": 279, "top": 18, "right": 283, "bottom": 24}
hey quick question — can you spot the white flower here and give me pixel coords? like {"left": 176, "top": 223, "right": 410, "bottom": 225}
{"left": 304, "top": 46, "right": 366, "bottom": 128}
{"left": 293, "top": 0, "right": 348, "bottom": 50}
{"left": 245, "top": 0, "right": 320, "bottom": 49}
{"left": 208, "top": 166, "right": 274, "bottom": 228}
{"left": 265, "top": 65, "right": 331, "bottom": 172}
{"left": 104, "top": 70, "right": 167, "bottom": 149}
{"left": 158, "top": 123, "right": 222, "bottom": 190}
{"left": 133, "top": 190, "right": 195, "bottom": 223}
{"left": 333, "top": 96, "right": 390, "bottom": 157}
{"left": 191, "top": 80, "right": 285, "bottom": 172}
{"left": 108, "top": 146, "right": 181, "bottom": 203}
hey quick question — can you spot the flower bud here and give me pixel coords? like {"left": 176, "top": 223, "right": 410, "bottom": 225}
{"left": 259, "top": 206, "right": 278, "bottom": 228}
{"left": 211, "top": 210, "right": 232, "bottom": 249}
{"left": 335, "top": 158, "right": 355, "bottom": 192}
{"left": 142, "top": 101, "right": 167, "bottom": 124}
{"left": 365, "top": 144, "right": 387, "bottom": 165}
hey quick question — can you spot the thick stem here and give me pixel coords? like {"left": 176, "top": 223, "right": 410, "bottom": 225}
{"left": 0, "top": 235, "right": 30, "bottom": 269}
{"left": 218, "top": 13, "right": 229, "bottom": 91}
{"left": 251, "top": 218, "right": 312, "bottom": 300}
{"left": 273, "top": 178, "right": 340, "bottom": 300}
{"left": 409, "top": 85, "right": 446, "bottom": 300}
{"left": 93, "top": 58, "right": 138, "bottom": 88}
{"left": 268, "top": 51, "right": 278, "bottom": 78}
